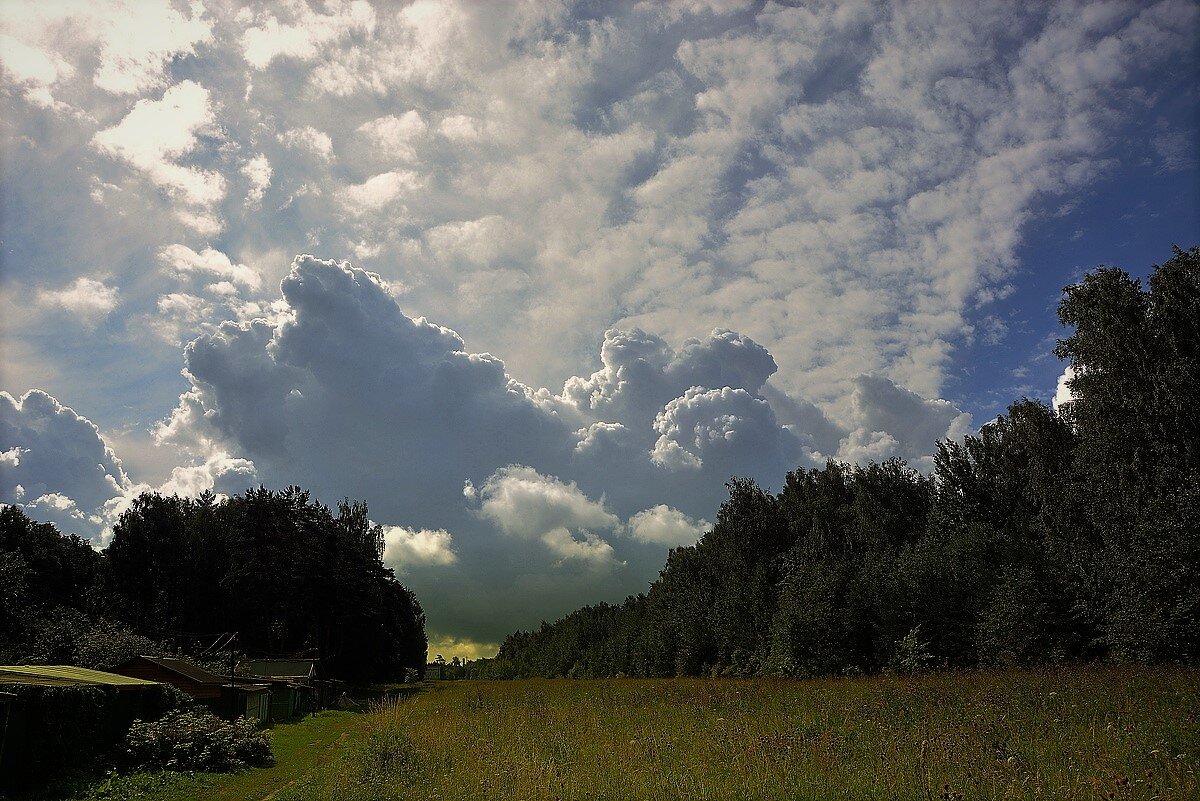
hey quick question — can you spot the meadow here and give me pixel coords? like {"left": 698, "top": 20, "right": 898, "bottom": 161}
{"left": 267, "top": 666, "right": 1198, "bottom": 801}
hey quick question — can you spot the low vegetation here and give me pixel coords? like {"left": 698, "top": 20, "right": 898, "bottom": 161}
{"left": 278, "top": 668, "right": 1198, "bottom": 801}
{"left": 123, "top": 708, "right": 272, "bottom": 773}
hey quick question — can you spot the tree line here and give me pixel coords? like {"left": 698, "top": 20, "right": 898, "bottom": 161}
{"left": 0, "top": 487, "right": 427, "bottom": 682}
{"left": 482, "top": 247, "right": 1200, "bottom": 679}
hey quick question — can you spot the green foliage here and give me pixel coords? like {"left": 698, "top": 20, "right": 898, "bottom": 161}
{"left": 124, "top": 708, "right": 273, "bottom": 772}
{"left": 1, "top": 487, "right": 427, "bottom": 683}
{"left": 887, "top": 625, "right": 933, "bottom": 673}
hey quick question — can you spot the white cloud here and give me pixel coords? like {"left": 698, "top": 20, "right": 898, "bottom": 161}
{"left": 474, "top": 465, "right": 619, "bottom": 540}
{"left": 0, "top": 0, "right": 209, "bottom": 107}
{"left": 156, "top": 450, "right": 257, "bottom": 498}
{"left": 627, "top": 504, "right": 709, "bottom": 546}
{"left": 279, "top": 126, "right": 334, "bottom": 162}
{"left": 242, "top": 155, "right": 272, "bottom": 206}
{"left": 241, "top": 0, "right": 375, "bottom": 69}
{"left": 90, "top": 0, "right": 212, "bottom": 95}
{"left": 834, "top": 375, "right": 973, "bottom": 472}
{"left": 1, "top": 390, "right": 131, "bottom": 542}
{"left": 357, "top": 111, "right": 427, "bottom": 161}
{"left": 651, "top": 386, "right": 802, "bottom": 473}
{"left": 338, "top": 170, "right": 423, "bottom": 213}
{"left": 0, "top": 32, "right": 74, "bottom": 108}
{"left": 91, "top": 80, "right": 225, "bottom": 229}
{"left": 36, "top": 277, "right": 120, "bottom": 325}
{"left": 159, "top": 244, "right": 262, "bottom": 290}
{"left": 1053, "top": 365, "right": 1076, "bottom": 412}
{"left": 382, "top": 526, "right": 458, "bottom": 571}
{"left": 473, "top": 465, "right": 621, "bottom": 568}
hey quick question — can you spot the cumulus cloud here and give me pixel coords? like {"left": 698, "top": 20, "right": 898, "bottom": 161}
{"left": 159, "top": 245, "right": 261, "bottom": 290}
{"left": 242, "top": 155, "right": 272, "bottom": 206}
{"left": 1, "top": 390, "right": 130, "bottom": 541}
{"left": 91, "top": 80, "right": 225, "bottom": 231}
{"left": 471, "top": 465, "right": 621, "bottom": 568}
{"left": 241, "top": 0, "right": 375, "bottom": 69}
{"left": 357, "top": 111, "right": 427, "bottom": 161}
{"left": 382, "top": 526, "right": 458, "bottom": 572}
{"left": 0, "top": 0, "right": 210, "bottom": 106}
{"left": 36, "top": 277, "right": 119, "bottom": 325}
{"left": 627, "top": 505, "right": 709, "bottom": 547}
{"left": 279, "top": 126, "right": 335, "bottom": 162}
{"left": 0, "top": 32, "right": 74, "bottom": 108}
{"left": 338, "top": 170, "right": 423, "bottom": 214}
{"left": 652, "top": 386, "right": 803, "bottom": 475}
{"left": 4, "top": 0, "right": 1193, "bottom": 645}
{"left": 1053, "top": 365, "right": 1077, "bottom": 412}
{"left": 833, "top": 376, "right": 973, "bottom": 472}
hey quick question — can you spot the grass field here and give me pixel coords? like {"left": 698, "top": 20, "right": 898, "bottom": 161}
{"left": 273, "top": 667, "right": 1200, "bottom": 801}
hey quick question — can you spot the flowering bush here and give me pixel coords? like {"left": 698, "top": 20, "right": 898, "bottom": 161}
{"left": 124, "top": 708, "right": 272, "bottom": 772}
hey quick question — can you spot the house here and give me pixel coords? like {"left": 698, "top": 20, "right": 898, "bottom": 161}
{"left": 112, "top": 656, "right": 270, "bottom": 722}
{"left": 0, "top": 666, "right": 170, "bottom": 791}
{"left": 425, "top": 662, "right": 444, "bottom": 680}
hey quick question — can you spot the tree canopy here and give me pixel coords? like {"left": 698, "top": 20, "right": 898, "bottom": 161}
{"left": 0, "top": 488, "right": 426, "bottom": 682}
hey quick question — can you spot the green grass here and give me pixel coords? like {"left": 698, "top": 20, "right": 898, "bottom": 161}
{"left": 278, "top": 666, "right": 1199, "bottom": 801}
{"left": 66, "top": 711, "right": 369, "bottom": 801}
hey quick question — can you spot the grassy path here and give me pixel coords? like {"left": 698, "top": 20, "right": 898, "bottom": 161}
{"left": 210, "top": 712, "right": 367, "bottom": 801}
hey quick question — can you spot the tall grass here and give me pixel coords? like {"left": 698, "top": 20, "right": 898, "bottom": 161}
{"left": 278, "top": 666, "right": 1199, "bottom": 801}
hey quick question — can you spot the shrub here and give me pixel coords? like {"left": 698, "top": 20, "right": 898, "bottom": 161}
{"left": 124, "top": 708, "right": 272, "bottom": 772}
{"left": 888, "top": 625, "right": 934, "bottom": 674}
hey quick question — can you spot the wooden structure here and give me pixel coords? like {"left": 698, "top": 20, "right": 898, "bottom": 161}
{"left": 113, "top": 656, "right": 269, "bottom": 722}
{"left": 242, "top": 658, "right": 327, "bottom": 714}
{"left": 114, "top": 655, "right": 225, "bottom": 700}
{"left": 0, "top": 666, "right": 169, "bottom": 791}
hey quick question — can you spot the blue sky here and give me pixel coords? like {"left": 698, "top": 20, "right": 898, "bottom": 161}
{"left": 2, "top": 0, "right": 1197, "bottom": 658}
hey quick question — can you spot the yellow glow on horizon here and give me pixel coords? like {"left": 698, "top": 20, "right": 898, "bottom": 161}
{"left": 426, "top": 635, "right": 498, "bottom": 663}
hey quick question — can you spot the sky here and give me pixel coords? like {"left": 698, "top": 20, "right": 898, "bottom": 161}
{"left": 1, "top": 0, "right": 1197, "bottom": 660}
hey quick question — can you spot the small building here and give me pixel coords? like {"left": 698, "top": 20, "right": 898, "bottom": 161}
{"left": 222, "top": 682, "right": 272, "bottom": 723}
{"left": 0, "top": 666, "right": 170, "bottom": 791}
{"left": 112, "top": 656, "right": 269, "bottom": 722}
{"left": 113, "top": 655, "right": 226, "bottom": 700}
{"left": 242, "top": 659, "right": 326, "bottom": 712}
{"left": 425, "top": 662, "right": 444, "bottom": 680}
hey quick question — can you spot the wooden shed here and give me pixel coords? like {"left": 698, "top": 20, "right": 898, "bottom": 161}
{"left": 0, "top": 665, "right": 170, "bottom": 791}
{"left": 113, "top": 655, "right": 226, "bottom": 700}
{"left": 113, "top": 656, "right": 269, "bottom": 722}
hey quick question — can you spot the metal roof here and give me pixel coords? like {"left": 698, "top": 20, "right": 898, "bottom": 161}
{"left": 242, "top": 659, "right": 317, "bottom": 678}
{"left": 0, "top": 665, "right": 160, "bottom": 687}
{"left": 127, "top": 656, "right": 226, "bottom": 684}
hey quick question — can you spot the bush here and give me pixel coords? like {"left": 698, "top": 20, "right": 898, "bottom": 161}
{"left": 124, "top": 708, "right": 272, "bottom": 772}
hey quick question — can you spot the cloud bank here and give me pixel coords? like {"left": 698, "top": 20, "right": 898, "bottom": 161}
{"left": 3, "top": 0, "right": 1196, "bottom": 649}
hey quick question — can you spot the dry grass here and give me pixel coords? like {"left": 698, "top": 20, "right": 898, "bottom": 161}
{"left": 277, "top": 666, "right": 1200, "bottom": 801}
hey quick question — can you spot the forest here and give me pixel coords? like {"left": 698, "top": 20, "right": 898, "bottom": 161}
{"left": 0, "top": 487, "right": 427, "bottom": 682}
{"left": 477, "top": 247, "right": 1200, "bottom": 680}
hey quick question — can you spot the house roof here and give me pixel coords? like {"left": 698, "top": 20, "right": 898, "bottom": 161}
{"left": 127, "top": 656, "right": 226, "bottom": 684}
{"left": 242, "top": 659, "right": 317, "bottom": 678}
{"left": 0, "top": 665, "right": 160, "bottom": 687}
